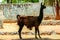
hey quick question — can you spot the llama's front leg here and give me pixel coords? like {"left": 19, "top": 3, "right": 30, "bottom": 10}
{"left": 18, "top": 26, "right": 23, "bottom": 39}
{"left": 35, "top": 27, "right": 38, "bottom": 39}
{"left": 38, "top": 28, "right": 41, "bottom": 38}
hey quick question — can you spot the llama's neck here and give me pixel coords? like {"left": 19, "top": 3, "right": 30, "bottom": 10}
{"left": 38, "top": 8, "right": 43, "bottom": 19}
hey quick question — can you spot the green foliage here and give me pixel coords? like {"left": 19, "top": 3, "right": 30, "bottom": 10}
{"left": 49, "top": 0, "right": 55, "bottom": 6}
{"left": 31, "top": 0, "right": 39, "bottom": 3}
{"left": 11, "top": 0, "right": 18, "bottom": 3}
{"left": 1, "top": 0, "right": 60, "bottom": 4}
{"left": 2, "top": 0, "right": 39, "bottom": 3}
{"left": 2, "top": 0, "right": 7, "bottom": 3}
{"left": 18, "top": 0, "right": 39, "bottom": 3}
{"left": 44, "top": 0, "right": 55, "bottom": 6}
{"left": 44, "top": 0, "right": 49, "bottom": 5}
{"left": 44, "top": 0, "right": 60, "bottom": 6}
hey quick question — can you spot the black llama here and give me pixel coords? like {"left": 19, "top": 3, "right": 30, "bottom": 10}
{"left": 17, "top": 3, "right": 46, "bottom": 39}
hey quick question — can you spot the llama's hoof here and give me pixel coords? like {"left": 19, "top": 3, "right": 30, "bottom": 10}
{"left": 39, "top": 37, "right": 42, "bottom": 40}
{"left": 39, "top": 37, "right": 41, "bottom": 38}
{"left": 20, "top": 37, "right": 22, "bottom": 39}
{"left": 35, "top": 37, "right": 38, "bottom": 39}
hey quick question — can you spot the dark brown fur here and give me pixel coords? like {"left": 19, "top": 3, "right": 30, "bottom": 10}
{"left": 17, "top": 3, "right": 46, "bottom": 39}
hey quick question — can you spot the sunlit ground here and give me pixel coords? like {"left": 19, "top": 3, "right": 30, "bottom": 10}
{"left": 0, "top": 23, "right": 60, "bottom": 40}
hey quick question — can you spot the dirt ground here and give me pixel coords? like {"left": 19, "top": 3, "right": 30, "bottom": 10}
{"left": 0, "top": 35, "right": 60, "bottom": 40}
{"left": 0, "top": 23, "right": 60, "bottom": 40}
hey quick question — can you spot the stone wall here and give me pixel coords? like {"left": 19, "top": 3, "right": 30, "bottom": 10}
{"left": 0, "top": 3, "right": 40, "bottom": 20}
{"left": 0, "top": 3, "right": 56, "bottom": 20}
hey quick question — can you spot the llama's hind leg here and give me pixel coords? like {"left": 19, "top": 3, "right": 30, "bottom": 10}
{"left": 38, "top": 28, "right": 41, "bottom": 38}
{"left": 18, "top": 25, "right": 24, "bottom": 39}
{"left": 35, "top": 27, "right": 38, "bottom": 39}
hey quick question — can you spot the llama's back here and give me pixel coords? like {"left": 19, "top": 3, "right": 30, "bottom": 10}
{"left": 17, "top": 16, "right": 41, "bottom": 27}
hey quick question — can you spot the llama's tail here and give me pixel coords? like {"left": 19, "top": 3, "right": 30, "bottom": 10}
{"left": 17, "top": 15, "right": 20, "bottom": 19}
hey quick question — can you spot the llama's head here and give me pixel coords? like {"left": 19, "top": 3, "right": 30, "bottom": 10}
{"left": 41, "top": 3, "right": 46, "bottom": 9}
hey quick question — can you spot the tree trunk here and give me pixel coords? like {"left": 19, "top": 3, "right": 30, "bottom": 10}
{"left": 7, "top": 0, "right": 9, "bottom": 3}
{"left": 55, "top": 0, "right": 60, "bottom": 20}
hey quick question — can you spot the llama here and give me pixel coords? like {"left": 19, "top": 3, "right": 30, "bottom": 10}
{"left": 17, "top": 3, "right": 46, "bottom": 39}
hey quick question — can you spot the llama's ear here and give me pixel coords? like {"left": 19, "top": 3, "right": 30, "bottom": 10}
{"left": 41, "top": 3, "right": 42, "bottom": 5}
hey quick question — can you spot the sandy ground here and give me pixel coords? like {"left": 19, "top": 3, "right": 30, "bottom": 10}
{"left": 1, "top": 23, "right": 60, "bottom": 33}
{"left": 0, "top": 23, "right": 60, "bottom": 40}
{"left": 0, "top": 35, "right": 60, "bottom": 40}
